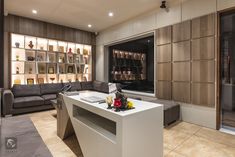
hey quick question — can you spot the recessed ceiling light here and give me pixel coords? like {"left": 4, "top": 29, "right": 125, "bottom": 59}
{"left": 32, "top": 9, "right": 37, "bottom": 14}
{"left": 108, "top": 12, "right": 114, "bottom": 17}
{"left": 88, "top": 24, "right": 92, "bottom": 28}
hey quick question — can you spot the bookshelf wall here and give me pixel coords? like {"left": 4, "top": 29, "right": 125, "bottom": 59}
{"left": 11, "top": 33, "right": 92, "bottom": 86}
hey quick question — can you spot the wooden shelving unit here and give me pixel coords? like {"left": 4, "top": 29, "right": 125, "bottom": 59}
{"left": 11, "top": 33, "right": 92, "bottom": 86}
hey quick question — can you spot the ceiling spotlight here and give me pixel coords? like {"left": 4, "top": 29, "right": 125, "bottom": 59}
{"left": 108, "top": 12, "right": 114, "bottom": 17}
{"left": 32, "top": 9, "right": 37, "bottom": 14}
{"left": 88, "top": 24, "right": 92, "bottom": 28}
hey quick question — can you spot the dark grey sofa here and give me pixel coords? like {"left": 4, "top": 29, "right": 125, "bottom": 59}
{"left": 2, "top": 81, "right": 111, "bottom": 116}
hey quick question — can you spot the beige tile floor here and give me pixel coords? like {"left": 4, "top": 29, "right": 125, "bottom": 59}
{"left": 26, "top": 110, "right": 235, "bottom": 157}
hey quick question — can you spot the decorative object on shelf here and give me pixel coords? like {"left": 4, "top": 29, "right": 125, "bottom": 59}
{"left": 27, "top": 78, "right": 34, "bottom": 85}
{"left": 38, "top": 78, "right": 44, "bottom": 84}
{"left": 68, "top": 48, "right": 73, "bottom": 54}
{"left": 68, "top": 79, "right": 72, "bottom": 83}
{"left": 59, "top": 56, "right": 64, "bottom": 63}
{"left": 27, "top": 56, "right": 35, "bottom": 61}
{"left": 80, "top": 65, "right": 85, "bottom": 73}
{"left": 75, "top": 56, "right": 80, "bottom": 64}
{"left": 39, "top": 66, "right": 45, "bottom": 74}
{"left": 85, "top": 67, "right": 88, "bottom": 74}
{"left": 40, "top": 46, "right": 44, "bottom": 50}
{"left": 84, "top": 57, "right": 88, "bottom": 64}
{"left": 15, "top": 42, "right": 20, "bottom": 48}
{"left": 29, "top": 68, "right": 32, "bottom": 74}
{"left": 28, "top": 41, "right": 34, "bottom": 49}
{"left": 16, "top": 55, "right": 19, "bottom": 61}
{"left": 14, "top": 79, "right": 21, "bottom": 85}
{"left": 49, "top": 45, "right": 53, "bottom": 51}
{"left": 68, "top": 66, "right": 74, "bottom": 73}
{"left": 50, "top": 77, "right": 55, "bottom": 83}
{"left": 59, "top": 46, "right": 64, "bottom": 52}
{"left": 59, "top": 66, "right": 64, "bottom": 74}
{"left": 105, "top": 96, "right": 113, "bottom": 109}
{"left": 77, "top": 48, "right": 80, "bottom": 54}
{"left": 68, "top": 56, "right": 73, "bottom": 63}
{"left": 83, "top": 49, "right": 89, "bottom": 55}
{"left": 36, "top": 55, "right": 43, "bottom": 61}
{"left": 60, "top": 79, "right": 63, "bottom": 83}
{"left": 48, "top": 67, "right": 54, "bottom": 74}
{"left": 16, "top": 67, "right": 20, "bottom": 74}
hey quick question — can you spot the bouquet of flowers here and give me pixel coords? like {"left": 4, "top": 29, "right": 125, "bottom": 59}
{"left": 106, "top": 91, "right": 135, "bottom": 112}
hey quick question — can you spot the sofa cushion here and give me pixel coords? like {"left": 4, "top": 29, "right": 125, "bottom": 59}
{"left": 41, "top": 94, "right": 57, "bottom": 105}
{"left": 12, "top": 84, "right": 41, "bottom": 97}
{"left": 40, "top": 83, "right": 63, "bottom": 95}
{"left": 13, "top": 96, "right": 44, "bottom": 108}
{"left": 63, "top": 82, "right": 81, "bottom": 91}
{"left": 81, "top": 81, "right": 93, "bottom": 90}
{"left": 93, "top": 81, "right": 109, "bottom": 93}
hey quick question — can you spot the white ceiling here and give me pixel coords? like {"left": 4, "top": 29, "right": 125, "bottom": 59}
{"left": 5, "top": 0, "right": 167, "bottom": 32}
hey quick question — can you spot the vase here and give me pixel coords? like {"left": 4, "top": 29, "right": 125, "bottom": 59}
{"left": 15, "top": 42, "right": 20, "bottom": 48}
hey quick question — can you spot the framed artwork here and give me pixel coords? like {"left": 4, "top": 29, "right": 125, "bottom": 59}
{"left": 27, "top": 78, "right": 34, "bottom": 85}
{"left": 48, "top": 67, "right": 54, "bottom": 74}
{"left": 38, "top": 78, "right": 44, "bottom": 84}
{"left": 68, "top": 66, "right": 74, "bottom": 73}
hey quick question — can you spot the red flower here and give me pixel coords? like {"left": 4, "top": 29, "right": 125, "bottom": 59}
{"left": 114, "top": 98, "right": 122, "bottom": 108}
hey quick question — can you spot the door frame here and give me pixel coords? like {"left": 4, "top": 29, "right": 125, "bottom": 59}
{"left": 216, "top": 8, "right": 235, "bottom": 130}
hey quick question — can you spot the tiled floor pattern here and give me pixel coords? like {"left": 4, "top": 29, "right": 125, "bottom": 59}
{"left": 24, "top": 110, "right": 235, "bottom": 157}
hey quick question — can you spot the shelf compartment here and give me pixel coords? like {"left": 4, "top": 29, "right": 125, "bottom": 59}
{"left": 66, "top": 64, "right": 75, "bottom": 74}
{"left": 38, "top": 63, "right": 47, "bottom": 74}
{"left": 37, "top": 74, "right": 47, "bottom": 84}
{"left": 12, "top": 34, "right": 24, "bottom": 49}
{"left": 36, "top": 51, "right": 47, "bottom": 62}
{"left": 25, "top": 50, "right": 36, "bottom": 61}
{"left": 47, "top": 63, "right": 57, "bottom": 74}
{"left": 47, "top": 52, "right": 57, "bottom": 63}
{"left": 48, "top": 40, "right": 58, "bottom": 52}
{"left": 12, "top": 48, "right": 26, "bottom": 61}
{"left": 25, "top": 36, "right": 37, "bottom": 50}
{"left": 25, "top": 74, "right": 37, "bottom": 85}
{"left": 58, "top": 74, "right": 67, "bottom": 83}
{"left": 58, "top": 41, "right": 67, "bottom": 53}
{"left": 67, "top": 74, "right": 76, "bottom": 82}
{"left": 58, "top": 63, "right": 66, "bottom": 74}
{"left": 37, "top": 38, "right": 48, "bottom": 51}
{"left": 25, "top": 62, "right": 36, "bottom": 74}
{"left": 12, "top": 74, "right": 25, "bottom": 86}
{"left": 12, "top": 61, "right": 25, "bottom": 74}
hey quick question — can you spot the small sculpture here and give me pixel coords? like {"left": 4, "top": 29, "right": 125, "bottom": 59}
{"left": 28, "top": 41, "right": 34, "bottom": 49}
{"left": 16, "top": 55, "right": 19, "bottom": 61}
{"left": 16, "top": 67, "right": 19, "bottom": 74}
{"left": 15, "top": 42, "right": 20, "bottom": 48}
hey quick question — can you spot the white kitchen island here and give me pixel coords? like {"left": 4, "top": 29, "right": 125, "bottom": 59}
{"left": 62, "top": 91, "right": 163, "bottom": 157}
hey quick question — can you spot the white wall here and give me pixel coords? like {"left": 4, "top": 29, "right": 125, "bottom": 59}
{"left": 96, "top": 0, "right": 235, "bottom": 129}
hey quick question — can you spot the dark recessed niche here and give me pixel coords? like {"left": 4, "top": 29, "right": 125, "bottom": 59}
{"left": 108, "top": 35, "right": 154, "bottom": 93}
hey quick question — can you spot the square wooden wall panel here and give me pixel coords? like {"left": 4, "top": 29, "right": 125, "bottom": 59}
{"left": 157, "top": 44, "right": 172, "bottom": 63}
{"left": 157, "top": 81, "right": 172, "bottom": 100}
{"left": 173, "top": 20, "right": 191, "bottom": 42}
{"left": 192, "top": 13, "right": 215, "bottom": 39}
{"left": 192, "top": 36, "right": 215, "bottom": 60}
{"left": 157, "top": 63, "right": 171, "bottom": 81}
{"left": 173, "top": 62, "right": 190, "bottom": 81}
{"left": 173, "top": 41, "right": 191, "bottom": 62}
{"left": 191, "top": 83, "right": 215, "bottom": 107}
{"left": 156, "top": 26, "right": 172, "bottom": 45}
{"left": 173, "top": 82, "right": 191, "bottom": 103}
{"left": 192, "top": 60, "right": 215, "bottom": 83}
